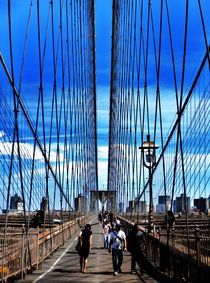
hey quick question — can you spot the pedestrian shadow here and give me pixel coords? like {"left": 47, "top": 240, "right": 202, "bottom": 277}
{"left": 53, "top": 268, "right": 80, "bottom": 273}
{"left": 84, "top": 271, "right": 114, "bottom": 275}
{"left": 66, "top": 251, "right": 79, "bottom": 254}
{"left": 93, "top": 231, "right": 103, "bottom": 234}
{"left": 136, "top": 272, "right": 147, "bottom": 283}
{"left": 91, "top": 247, "right": 106, "bottom": 250}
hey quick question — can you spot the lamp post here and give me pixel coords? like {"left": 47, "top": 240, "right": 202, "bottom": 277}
{"left": 81, "top": 183, "right": 89, "bottom": 213}
{"left": 139, "top": 134, "right": 159, "bottom": 233}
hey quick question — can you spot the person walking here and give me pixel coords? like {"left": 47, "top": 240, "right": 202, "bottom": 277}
{"left": 78, "top": 224, "right": 93, "bottom": 273}
{"left": 108, "top": 223, "right": 127, "bottom": 276}
{"left": 128, "top": 223, "right": 145, "bottom": 273}
{"left": 103, "top": 220, "right": 111, "bottom": 249}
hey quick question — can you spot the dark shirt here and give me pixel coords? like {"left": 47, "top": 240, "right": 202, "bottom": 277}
{"left": 128, "top": 230, "right": 144, "bottom": 252}
{"left": 81, "top": 229, "right": 92, "bottom": 248}
{"left": 80, "top": 228, "right": 92, "bottom": 259}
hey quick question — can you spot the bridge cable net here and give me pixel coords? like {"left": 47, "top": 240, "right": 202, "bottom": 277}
{"left": 0, "top": 0, "right": 97, "bottom": 280}
{"left": 108, "top": 0, "right": 210, "bottom": 249}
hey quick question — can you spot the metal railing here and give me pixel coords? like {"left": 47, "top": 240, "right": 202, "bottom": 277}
{"left": 119, "top": 215, "right": 210, "bottom": 282}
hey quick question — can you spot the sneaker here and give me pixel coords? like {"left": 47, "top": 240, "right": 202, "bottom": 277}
{"left": 114, "top": 271, "right": 118, "bottom": 276}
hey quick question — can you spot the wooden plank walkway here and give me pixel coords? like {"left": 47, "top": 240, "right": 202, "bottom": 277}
{"left": 15, "top": 216, "right": 158, "bottom": 283}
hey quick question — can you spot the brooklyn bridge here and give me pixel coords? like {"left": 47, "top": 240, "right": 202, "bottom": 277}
{"left": 0, "top": 0, "right": 209, "bottom": 282}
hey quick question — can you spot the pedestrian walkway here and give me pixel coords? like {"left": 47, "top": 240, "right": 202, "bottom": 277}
{"left": 16, "top": 216, "right": 158, "bottom": 283}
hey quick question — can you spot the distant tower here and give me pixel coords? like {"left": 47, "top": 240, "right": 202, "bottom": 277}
{"left": 156, "top": 195, "right": 171, "bottom": 213}
{"left": 10, "top": 194, "right": 23, "bottom": 211}
{"left": 175, "top": 194, "right": 190, "bottom": 213}
{"left": 75, "top": 194, "right": 83, "bottom": 211}
{"left": 119, "top": 202, "right": 124, "bottom": 213}
{"left": 194, "top": 197, "right": 209, "bottom": 213}
{"left": 40, "top": 197, "right": 49, "bottom": 212}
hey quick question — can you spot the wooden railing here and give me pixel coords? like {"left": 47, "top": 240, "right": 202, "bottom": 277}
{"left": 0, "top": 214, "right": 88, "bottom": 282}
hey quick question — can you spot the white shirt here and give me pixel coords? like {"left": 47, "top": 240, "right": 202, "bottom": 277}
{"left": 110, "top": 230, "right": 126, "bottom": 250}
{"left": 104, "top": 224, "right": 111, "bottom": 236}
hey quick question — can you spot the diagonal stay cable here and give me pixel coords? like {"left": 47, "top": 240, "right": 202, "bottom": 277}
{"left": 132, "top": 45, "right": 210, "bottom": 211}
{"left": 0, "top": 52, "right": 73, "bottom": 211}
{"left": 198, "top": 0, "right": 210, "bottom": 68}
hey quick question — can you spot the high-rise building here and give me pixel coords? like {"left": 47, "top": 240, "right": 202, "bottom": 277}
{"left": 10, "top": 194, "right": 23, "bottom": 211}
{"left": 119, "top": 202, "right": 124, "bottom": 213}
{"left": 129, "top": 200, "right": 135, "bottom": 212}
{"left": 175, "top": 194, "right": 190, "bottom": 213}
{"left": 40, "top": 197, "right": 49, "bottom": 212}
{"left": 134, "top": 198, "right": 146, "bottom": 213}
{"left": 156, "top": 195, "right": 171, "bottom": 213}
{"left": 194, "top": 197, "right": 209, "bottom": 213}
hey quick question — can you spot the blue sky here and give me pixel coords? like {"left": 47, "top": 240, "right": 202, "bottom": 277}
{"left": 96, "top": 0, "right": 210, "bottom": 193}
{"left": 95, "top": 0, "right": 210, "bottom": 191}
{"left": 0, "top": 1, "right": 209, "bottom": 210}
{"left": 95, "top": 0, "right": 112, "bottom": 189}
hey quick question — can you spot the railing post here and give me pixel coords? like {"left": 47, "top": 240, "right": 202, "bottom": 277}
{"left": 158, "top": 226, "right": 161, "bottom": 242}
{"left": 36, "top": 228, "right": 39, "bottom": 270}
{"left": 69, "top": 221, "right": 71, "bottom": 239}
{"left": 195, "top": 226, "right": 201, "bottom": 265}
{"left": 172, "top": 227, "right": 175, "bottom": 250}
{"left": 21, "top": 226, "right": 25, "bottom": 279}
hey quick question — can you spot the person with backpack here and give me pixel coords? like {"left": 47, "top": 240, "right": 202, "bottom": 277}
{"left": 108, "top": 223, "right": 127, "bottom": 276}
{"left": 78, "top": 224, "right": 93, "bottom": 273}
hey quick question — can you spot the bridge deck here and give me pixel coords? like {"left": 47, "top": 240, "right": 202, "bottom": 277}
{"left": 15, "top": 216, "right": 158, "bottom": 283}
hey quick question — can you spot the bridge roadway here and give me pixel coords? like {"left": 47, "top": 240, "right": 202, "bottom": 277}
{"left": 15, "top": 216, "right": 158, "bottom": 283}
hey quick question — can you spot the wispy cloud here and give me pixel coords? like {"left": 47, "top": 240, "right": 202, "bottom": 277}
{"left": 98, "top": 145, "right": 108, "bottom": 160}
